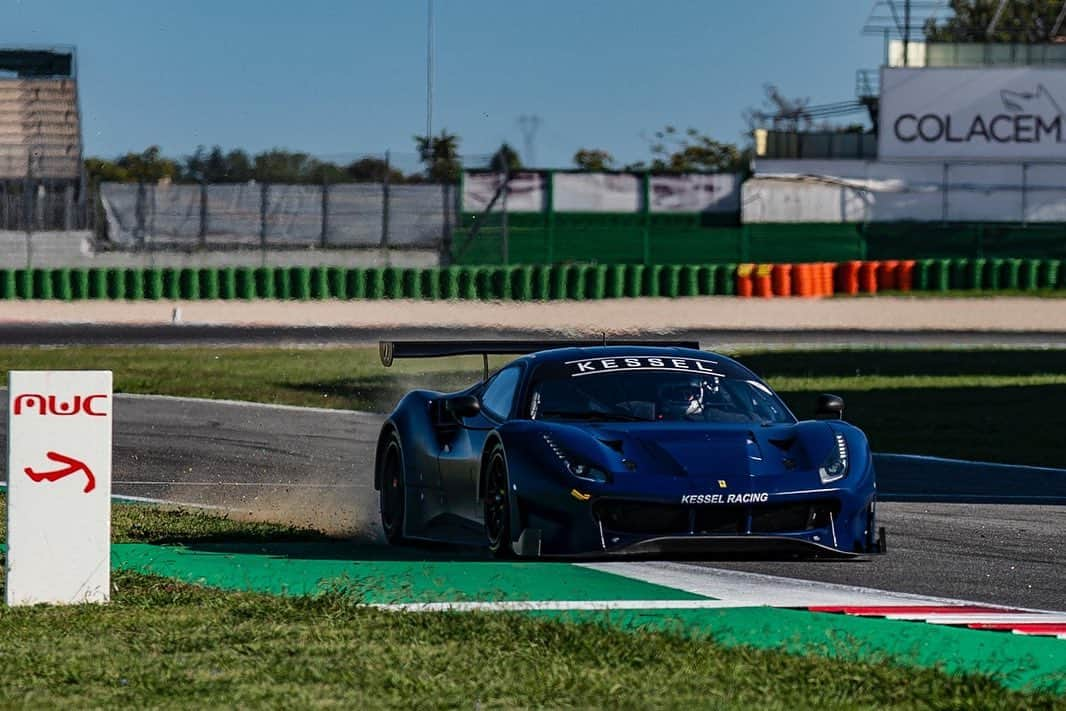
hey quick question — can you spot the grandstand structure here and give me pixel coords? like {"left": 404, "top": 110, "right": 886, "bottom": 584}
{"left": 0, "top": 47, "right": 86, "bottom": 230}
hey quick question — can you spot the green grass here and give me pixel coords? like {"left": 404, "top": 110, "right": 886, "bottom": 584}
{"left": 1, "top": 499, "right": 1057, "bottom": 706}
{"left": 1, "top": 345, "right": 1064, "bottom": 466}
{"left": 0, "top": 568, "right": 1056, "bottom": 708}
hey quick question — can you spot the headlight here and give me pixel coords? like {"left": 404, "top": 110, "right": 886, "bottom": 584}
{"left": 542, "top": 434, "right": 609, "bottom": 483}
{"left": 819, "top": 432, "right": 849, "bottom": 484}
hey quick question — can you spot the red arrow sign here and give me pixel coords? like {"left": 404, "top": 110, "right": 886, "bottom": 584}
{"left": 24, "top": 451, "right": 96, "bottom": 493}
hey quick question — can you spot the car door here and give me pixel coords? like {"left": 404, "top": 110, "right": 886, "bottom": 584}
{"left": 437, "top": 365, "right": 522, "bottom": 523}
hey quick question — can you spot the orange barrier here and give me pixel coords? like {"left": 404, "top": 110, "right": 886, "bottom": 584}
{"left": 898, "top": 259, "right": 916, "bottom": 292}
{"left": 859, "top": 261, "right": 879, "bottom": 294}
{"left": 771, "top": 263, "right": 792, "bottom": 297}
{"left": 812, "top": 262, "right": 832, "bottom": 297}
{"left": 837, "top": 260, "right": 861, "bottom": 295}
{"left": 753, "top": 264, "right": 774, "bottom": 298}
{"left": 792, "top": 263, "right": 813, "bottom": 297}
{"left": 878, "top": 260, "right": 900, "bottom": 291}
{"left": 808, "top": 263, "right": 824, "bottom": 297}
{"left": 736, "top": 263, "right": 754, "bottom": 297}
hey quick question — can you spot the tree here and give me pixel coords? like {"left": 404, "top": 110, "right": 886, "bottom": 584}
{"left": 415, "top": 131, "right": 461, "bottom": 183}
{"left": 572, "top": 148, "right": 615, "bottom": 171}
{"left": 84, "top": 157, "right": 129, "bottom": 182}
{"left": 346, "top": 156, "right": 405, "bottom": 183}
{"left": 183, "top": 145, "right": 256, "bottom": 182}
{"left": 925, "top": 0, "right": 1066, "bottom": 42}
{"left": 253, "top": 148, "right": 315, "bottom": 183}
{"left": 306, "top": 159, "right": 348, "bottom": 184}
{"left": 489, "top": 143, "right": 522, "bottom": 173}
{"left": 648, "top": 126, "right": 743, "bottom": 172}
{"left": 223, "top": 149, "right": 254, "bottom": 182}
{"left": 115, "top": 146, "right": 179, "bottom": 182}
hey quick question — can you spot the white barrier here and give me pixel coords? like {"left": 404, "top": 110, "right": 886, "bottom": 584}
{"left": 5, "top": 371, "right": 112, "bottom": 606}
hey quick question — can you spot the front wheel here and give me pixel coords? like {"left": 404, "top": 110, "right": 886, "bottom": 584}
{"left": 379, "top": 436, "right": 405, "bottom": 544}
{"left": 484, "top": 446, "right": 513, "bottom": 558}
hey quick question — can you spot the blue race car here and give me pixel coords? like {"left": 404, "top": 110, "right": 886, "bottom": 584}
{"left": 374, "top": 340, "right": 884, "bottom": 558}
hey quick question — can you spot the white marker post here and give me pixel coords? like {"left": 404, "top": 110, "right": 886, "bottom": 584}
{"left": 6, "top": 371, "right": 112, "bottom": 606}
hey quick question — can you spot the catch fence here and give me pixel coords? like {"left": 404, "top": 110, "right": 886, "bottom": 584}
{"left": 98, "top": 181, "right": 456, "bottom": 251}
{"left": 0, "top": 178, "right": 91, "bottom": 231}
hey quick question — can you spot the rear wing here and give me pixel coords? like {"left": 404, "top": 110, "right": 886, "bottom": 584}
{"left": 379, "top": 339, "right": 701, "bottom": 379}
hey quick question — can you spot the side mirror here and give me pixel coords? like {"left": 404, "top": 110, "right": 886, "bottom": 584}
{"left": 815, "top": 393, "right": 844, "bottom": 420}
{"left": 446, "top": 394, "right": 481, "bottom": 419}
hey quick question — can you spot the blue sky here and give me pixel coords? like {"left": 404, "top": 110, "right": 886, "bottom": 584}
{"left": 3, "top": 1, "right": 888, "bottom": 170}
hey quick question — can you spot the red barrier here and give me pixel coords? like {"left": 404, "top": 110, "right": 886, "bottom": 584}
{"left": 813, "top": 262, "right": 833, "bottom": 297}
{"left": 898, "top": 259, "right": 916, "bottom": 292}
{"left": 859, "top": 261, "right": 879, "bottom": 294}
{"left": 753, "top": 264, "right": 774, "bottom": 298}
{"left": 835, "top": 260, "right": 859, "bottom": 295}
{"left": 771, "top": 263, "right": 792, "bottom": 297}
{"left": 878, "top": 260, "right": 900, "bottom": 291}
{"left": 736, "top": 264, "right": 754, "bottom": 297}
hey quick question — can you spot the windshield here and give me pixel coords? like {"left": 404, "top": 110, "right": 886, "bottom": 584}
{"left": 528, "top": 360, "right": 794, "bottom": 425}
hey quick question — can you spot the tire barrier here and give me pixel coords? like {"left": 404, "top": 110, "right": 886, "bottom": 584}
{"left": 1, "top": 259, "right": 1063, "bottom": 301}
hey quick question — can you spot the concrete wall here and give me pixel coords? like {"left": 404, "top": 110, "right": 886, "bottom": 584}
{"left": 0, "top": 231, "right": 440, "bottom": 269}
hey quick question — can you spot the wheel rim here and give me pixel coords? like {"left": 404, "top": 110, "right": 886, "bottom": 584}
{"left": 485, "top": 455, "right": 508, "bottom": 546}
{"left": 381, "top": 443, "right": 402, "bottom": 537}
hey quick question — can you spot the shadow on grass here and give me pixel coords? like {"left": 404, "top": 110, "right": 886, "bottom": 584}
{"left": 738, "top": 348, "right": 1066, "bottom": 379}
{"left": 277, "top": 370, "right": 480, "bottom": 411}
{"left": 778, "top": 383, "right": 1066, "bottom": 467}
{"left": 171, "top": 539, "right": 877, "bottom": 565}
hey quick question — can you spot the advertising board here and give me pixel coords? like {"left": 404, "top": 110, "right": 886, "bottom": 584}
{"left": 880, "top": 67, "right": 1066, "bottom": 160}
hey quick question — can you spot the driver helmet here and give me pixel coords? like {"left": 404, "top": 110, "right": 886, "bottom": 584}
{"left": 657, "top": 376, "right": 705, "bottom": 418}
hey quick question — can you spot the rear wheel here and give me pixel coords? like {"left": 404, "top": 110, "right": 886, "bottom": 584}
{"left": 379, "top": 436, "right": 405, "bottom": 544}
{"left": 484, "top": 446, "right": 513, "bottom": 558}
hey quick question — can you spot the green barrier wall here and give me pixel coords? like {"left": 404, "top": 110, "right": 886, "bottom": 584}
{"left": 452, "top": 217, "right": 1066, "bottom": 266}
{"left": 1, "top": 260, "right": 1063, "bottom": 301}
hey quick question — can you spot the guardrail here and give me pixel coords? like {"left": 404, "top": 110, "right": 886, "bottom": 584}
{"left": 0, "top": 258, "right": 1062, "bottom": 301}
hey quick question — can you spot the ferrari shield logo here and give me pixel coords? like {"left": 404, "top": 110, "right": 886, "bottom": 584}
{"left": 717, "top": 480, "right": 728, "bottom": 489}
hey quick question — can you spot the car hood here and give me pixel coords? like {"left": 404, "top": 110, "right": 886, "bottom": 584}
{"left": 553, "top": 420, "right": 833, "bottom": 481}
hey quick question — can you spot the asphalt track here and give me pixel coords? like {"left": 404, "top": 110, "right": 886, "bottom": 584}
{"left": 4, "top": 323, "right": 1066, "bottom": 348}
{"left": 2, "top": 393, "right": 1061, "bottom": 612}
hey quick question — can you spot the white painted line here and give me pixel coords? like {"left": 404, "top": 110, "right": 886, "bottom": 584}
{"left": 113, "top": 392, "right": 380, "bottom": 417}
{"left": 109, "top": 493, "right": 233, "bottom": 511}
{"left": 877, "top": 453, "right": 1066, "bottom": 476}
{"left": 887, "top": 614, "right": 1066, "bottom": 625}
{"left": 580, "top": 561, "right": 1066, "bottom": 615}
{"left": 370, "top": 599, "right": 760, "bottom": 612}
{"left": 883, "top": 494, "right": 1066, "bottom": 503}
{"left": 4, "top": 480, "right": 365, "bottom": 489}
{"left": 110, "top": 480, "right": 365, "bottom": 489}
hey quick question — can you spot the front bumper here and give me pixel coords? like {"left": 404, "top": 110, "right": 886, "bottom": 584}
{"left": 517, "top": 488, "right": 879, "bottom": 558}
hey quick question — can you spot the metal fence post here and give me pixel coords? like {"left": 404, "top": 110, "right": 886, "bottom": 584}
{"left": 135, "top": 179, "right": 147, "bottom": 248}
{"left": 1021, "top": 162, "right": 1028, "bottom": 226}
{"left": 501, "top": 168, "right": 510, "bottom": 265}
{"left": 259, "top": 181, "right": 269, "bottom": 249}
{"left": 63, "top": 182, "right": 74, "bottom": 231}
{"left": 441, "top": 181, "right": 453, "bottom": 266}
{"left": 380, "top": 150, "right": 391, "bottom": 248}
{"left": 641, "top": 172, "right": 651, "bottom": 265}
{"left": 199, "top": 180, "right": 208, "bottom": 249}
{"left": 545, "top": 170, "right": 555, "bottom": 264}
{"left": 321, "top": 176, "right": 330, "bottom": 248}
{"left": 941, "top": 163, "right": 949, "bottom": 224}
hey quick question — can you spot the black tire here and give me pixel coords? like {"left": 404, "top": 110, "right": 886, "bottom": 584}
{"left": 379, "top": 434, "right": 405, "bottom": 544}
{"left": 484, "top": 445, "right": 514, "bottom": 558}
